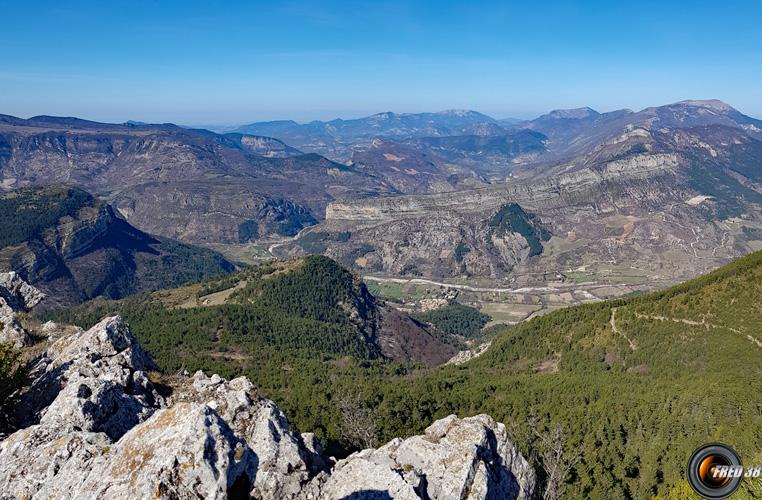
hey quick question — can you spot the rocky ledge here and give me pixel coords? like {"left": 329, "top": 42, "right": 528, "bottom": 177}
{"left": 0, "top": 315, "right": 535, "bottom": 499}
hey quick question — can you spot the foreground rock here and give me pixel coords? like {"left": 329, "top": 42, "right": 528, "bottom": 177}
{"left": 306, "top": 414, "right": 535, "bottom": 500}
{"left": 0, "top": 272, "right": 45, "bottom": 347}
{"left": 0, "top": 316, "right": 534, "bottom": 499}
{"left": 0, "top": 316, "right": 322, "bottom": 499}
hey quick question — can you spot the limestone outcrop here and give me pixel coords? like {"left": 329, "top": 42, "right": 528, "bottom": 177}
{"left": 0, "top": 316, "right": 535, "bottom": 499}
{"left": 305, "top": 414, "right": 535, "bottom": 500}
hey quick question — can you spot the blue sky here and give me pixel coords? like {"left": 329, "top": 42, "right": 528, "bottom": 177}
{"left": 1, "top": 0, "right": 760, "bottom": 124}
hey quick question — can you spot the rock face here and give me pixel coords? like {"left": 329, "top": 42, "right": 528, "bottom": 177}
{"left": 0, "top": 317, "right": 535, "bottom": 499}
{"left": 0, "top": 316, "right": 323, "bottom": 499}
{"left": 111, "top": 180, "right": 319, "bottom": 244}
{"left": 324, "top": 154, "right": 681, "bottom": 222}
{"left": 0, "top": 272, "right": 44, "bottom": 347}
{"left": 0, "top": 272, "right": 45, "bottom": 310}
{"left": 306, "top": 414, "right": 535, "bottom": 500}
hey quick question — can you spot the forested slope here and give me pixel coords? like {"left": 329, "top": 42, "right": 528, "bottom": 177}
{"left": 47, "top": 251, "right": 762, "bottom": 498}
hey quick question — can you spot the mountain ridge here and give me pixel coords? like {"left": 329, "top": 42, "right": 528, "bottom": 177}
{"left": 0, "top": 114, "right": 397, "bottom": 244}
{"left": 0, "top": 185, "right": 235, "bottom": 307}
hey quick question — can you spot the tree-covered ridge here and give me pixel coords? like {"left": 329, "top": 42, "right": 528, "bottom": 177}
{"left": 0, "top": 184, "right": 235, "bottom": 305}
{"left": 0, "top": 185, "right": 94, "bottom": 247}
{"left": 48, "top": 256, "right": 384, "bottom": 365}
{"left": 401, "top": 249, "right": 762, "bottom": 498}
{"left": 231, "top": 255, "right": 376, "bottom": 327}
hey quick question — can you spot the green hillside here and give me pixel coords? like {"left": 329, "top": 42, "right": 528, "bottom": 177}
{"left": 47, "top": 251, "right": 762, "bottom": 498}
{"left": 412, "top": 301, "right": 490, "bottom": 339}
{"left": 48, "top": 256, "right": 383, "bottom": 369}
{"left": 0, "top": 185, "right": 93, "bottom": 247}
{"left": 392, "top": 250, "right": 762, "bottom": 498}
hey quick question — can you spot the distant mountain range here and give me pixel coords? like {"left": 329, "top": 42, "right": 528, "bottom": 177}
{"left": 231, "top": 100, "right": 761, "bottom": 160}
{"left": 232, "top": 109, "right": 506, "bottom": 160}
{"left": 283, "top": 100, "right": 762, "bottom": 286}
{"left": 2, "top": 100, "right": 762, "bottom": 290}
{"left": 520, "top": 99, "right": 762, "bottom": 159}
{"left": 235, "top": 109, "right": 500, "bottom": 140}
{"left": 0, "top": 114, "right": 397, "bottom": 244}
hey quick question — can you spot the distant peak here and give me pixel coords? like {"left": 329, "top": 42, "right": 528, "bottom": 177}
{"left": 469, "top": 122, "right": 506, "bottom": 136}
{"left": 675, "top": 99, "right": 734, "bottom": 112}
{"left": 370, "top": 112, "right": 396, "bottom": 120}
{"left": 545, "top": 107, "right": 599, "bottom": 119}
{"left": 437, "top": 109, "right": 479, "bottom": 117}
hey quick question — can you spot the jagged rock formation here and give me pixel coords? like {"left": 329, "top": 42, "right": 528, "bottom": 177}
{"left": 306, "top": 414, "right": 535, "bottom": 500}
{"left": 0, "top": 272, "right": 45, "bottom": 310}
{"left": 0, "top": 316, "right": 324, "bottom": 499}
{"left": 0, "top": 317, "right": 535, "bottom": 499}
{"left": 0, "top": 272, "right": 44, "bottom": 347}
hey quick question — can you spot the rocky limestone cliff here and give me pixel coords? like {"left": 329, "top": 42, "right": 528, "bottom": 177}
{"left": 0, "top": 272, "right": 44, "bottom": 347}
{"left": 0, "top": 272, "right": 46, "bottom": 311}
{"left": 324, "top": 153, "right": 680, "bottom": 222}
{"left": 317, "top": 210, "right": 537, "bottom": 278}
{"left": 0, "top": 316, "right": 535, "bottom": 499}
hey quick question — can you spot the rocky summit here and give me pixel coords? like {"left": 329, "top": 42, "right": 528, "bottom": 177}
{"left": 0, "top": 314, "right": 535, "bottom": 500}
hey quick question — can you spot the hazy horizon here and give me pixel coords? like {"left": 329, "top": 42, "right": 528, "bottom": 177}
{"left": 5, "top": 97, "right": 761, "bottom": 130}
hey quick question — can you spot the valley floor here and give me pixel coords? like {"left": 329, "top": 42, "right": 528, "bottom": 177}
{"left": 363, "top": 272, "right": 669, "bottom": 327}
